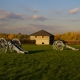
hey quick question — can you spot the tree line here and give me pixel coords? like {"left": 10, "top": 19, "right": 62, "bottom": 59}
{"left": 0, "top": 33, "right": 29, "bottom": 39}
{"left": 54, "top": 31, "right": 80, "bottom": 44}
{"left": 54, "top": 31, "right": 80, "bottom": 40}
{"left": 0, "top": 31, "right": 80, "bottom": 44}
{"left": 0, "top": 33, "right": 35, "bottom": 44}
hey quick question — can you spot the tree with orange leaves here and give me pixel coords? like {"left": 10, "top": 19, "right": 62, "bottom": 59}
{"left": 54, "top": 34, "right": 61, "bottom": 40}
{"left": 8, "top": 34, "right": 15, "bottom": 39}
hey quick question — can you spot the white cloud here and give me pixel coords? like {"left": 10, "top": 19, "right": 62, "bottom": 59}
{"left": 0, "top": 10, "right": 23, "bottom": 21}
{"left": 0, "top": 10, "right": 49, "bottom": 22}
{"left": 69, "top": 8, "right": 80, "bottom": 14}
{"left": 32, "top": 14, "right": 50, "bottom": 21}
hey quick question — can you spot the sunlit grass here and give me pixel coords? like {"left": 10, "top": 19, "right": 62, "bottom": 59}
{"left": 0, "top": 44, "right": 80, "bottom": 80}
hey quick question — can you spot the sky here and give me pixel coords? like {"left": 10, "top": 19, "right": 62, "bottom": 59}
{"left": 0, "top": 0, "right": 80, "bottom": 34}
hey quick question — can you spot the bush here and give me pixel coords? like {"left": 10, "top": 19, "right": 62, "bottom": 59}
{"left": 20, "top": 39, "right": 36, "bottom": 44}
{"left": 65, "top": 40, "right": 80, "bottom": 44}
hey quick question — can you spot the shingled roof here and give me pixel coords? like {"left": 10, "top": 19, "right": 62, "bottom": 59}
{"left": 30, "top": 30, "right": 54, "bottom": 36}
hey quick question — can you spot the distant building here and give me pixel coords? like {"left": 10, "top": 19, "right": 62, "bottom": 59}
{"left": 30, "top": 30, "right": 54, "bottom": 45}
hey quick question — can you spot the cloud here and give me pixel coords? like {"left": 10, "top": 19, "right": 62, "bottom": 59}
{"left": 0, "top": 10, "right": 49, "bottom": 22}
{"left": 28, "top": 24, "right": 64, "bottom": 34}
{"left": 71, "top": 18, "right": 79, "bottom": 22}
{"left": 0, "top": 22, "right": 66, "bottom": 34}
{"left": 0, "top": 26, "right": 28, "bottom": 34}
{"left": 33, "top": 10, "right": 37, "bottom": 12}
{"left": 68, "top": 8, "right": 80, "bottom": 14}
{"left": 65, "top": 18, "right": 79, "bottom": 22}
{"left": 0, "top": 23, "right": 8, "bottom": 26}
{"left": 25, "top": 14, "right": 50, "bottom": 21}
{"left": 28, "top": 8, "right": 37, "bottom": 12}
{"left": 28, "top": 24, "right": 58, "bottom": 28}
{"left": 32, "top": 14, "right": 50, "bottom": 21}
{"left": 23, "top": 6, "right": 38, "bottom": 12}
{"left": 0, "top": 10, "right": 23, "bottom": 21}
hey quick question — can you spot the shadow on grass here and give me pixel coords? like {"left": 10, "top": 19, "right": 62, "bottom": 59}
{"left": 28, "top": 50, "right": 47, "bottom": 54}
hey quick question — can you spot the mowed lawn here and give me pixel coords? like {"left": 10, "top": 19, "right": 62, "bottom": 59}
{"left": 0, "top": 44, "right": 80, "bottom": 80}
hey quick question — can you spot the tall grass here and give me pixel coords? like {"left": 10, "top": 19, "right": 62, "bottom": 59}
{"left": 0, "top": 44, "right": 80, "bottom": 80}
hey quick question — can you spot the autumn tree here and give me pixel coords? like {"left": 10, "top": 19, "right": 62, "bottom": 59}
{"left": 76, "top": 32, "right": 80, "bottom": 40}
{"left": 54, "top": 34, "right": 61, "bottom": 40}
{"left": 0, "top": 33, "right": 8, "bottom": 39}
{"left": 61, "top": 31, "right": 80, "bottom": 40}
{"left": 16, "top": 33, "right": 22, "bottom": 39}
{"left": 8, "top": 34, "right": 15, "bottom": 39}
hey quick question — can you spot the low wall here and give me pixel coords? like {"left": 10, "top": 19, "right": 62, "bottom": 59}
{"left": 65, "top": 40, "right": 80, "bottom": 44}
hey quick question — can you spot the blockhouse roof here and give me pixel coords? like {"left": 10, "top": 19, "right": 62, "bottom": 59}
{"left": 30, "top": 30, "right": 54, "bottom": 36}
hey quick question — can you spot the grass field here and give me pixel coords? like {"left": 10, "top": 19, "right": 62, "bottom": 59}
{"left": 0, "top": 44, "right": 80, "bottom": 80}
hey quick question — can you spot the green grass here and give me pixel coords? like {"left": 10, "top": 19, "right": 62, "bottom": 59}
{"left": 0, "top": 44, "right": 80, "bottom": 80}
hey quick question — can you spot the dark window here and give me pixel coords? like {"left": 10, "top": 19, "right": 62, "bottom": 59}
{"left": 42, "top": 42, "right": 44, "bottom": 44}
